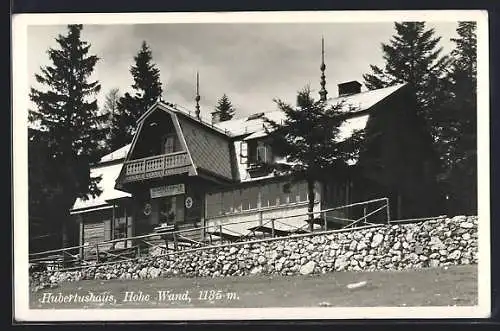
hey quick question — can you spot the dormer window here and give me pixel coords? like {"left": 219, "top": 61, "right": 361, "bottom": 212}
{"left": 247, "top": 139, "right": 274, "bottom": 178}
{"left": 256, "top": 141, "right": 272, "bottom": 163}
{"left": 246, "top": 112, "right": 265, "bottom": 121}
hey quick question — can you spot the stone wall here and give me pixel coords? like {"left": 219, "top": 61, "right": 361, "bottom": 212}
{"left": 30, "top": 215, "right": 478, "bottom": 291}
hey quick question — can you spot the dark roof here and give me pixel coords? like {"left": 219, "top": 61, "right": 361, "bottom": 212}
{"left": 178, "top": 116, "right": 234, "bottom": 181}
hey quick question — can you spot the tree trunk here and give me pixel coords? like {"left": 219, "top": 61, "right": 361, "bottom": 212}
{"left": 50, "top": 191, "right": 77, "bottom": 267}
{"left": 307, "top": 180, "right": 315, "bottom": 232}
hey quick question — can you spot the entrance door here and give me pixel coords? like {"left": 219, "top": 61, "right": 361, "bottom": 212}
{"left": 159, "top": 195, "right": 185, "bottom": 225}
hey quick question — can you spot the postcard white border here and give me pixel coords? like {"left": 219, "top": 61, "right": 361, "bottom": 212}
{"left": 12, "top": 10, "right": 491, "bottom": 321}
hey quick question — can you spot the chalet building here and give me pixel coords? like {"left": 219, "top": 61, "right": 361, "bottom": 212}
{"left": 69, "top": 81, "right": 442, "bottom": 249}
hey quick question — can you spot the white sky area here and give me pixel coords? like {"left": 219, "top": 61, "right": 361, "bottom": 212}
{"left": 27, "top": 22, "right": 459, "bottom": 119}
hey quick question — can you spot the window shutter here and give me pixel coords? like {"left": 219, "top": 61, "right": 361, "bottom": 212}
{"left": 104, "top": 219, "right": 111, "bottom": 241}
{"left": 240, "top": 141, "right": 248, "bottom": 164}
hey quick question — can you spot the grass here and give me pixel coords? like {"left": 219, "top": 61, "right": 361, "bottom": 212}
{"left": 30, "top": 264, "right": 477, "bottom": 309}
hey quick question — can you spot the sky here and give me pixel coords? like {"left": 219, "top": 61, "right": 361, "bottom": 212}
{"left": 27, "top": 21, "right": 460, "bottom": 120}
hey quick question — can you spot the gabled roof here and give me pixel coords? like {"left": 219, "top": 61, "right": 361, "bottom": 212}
{"left": 120, "top": 102, "right": 235, "bottom": 183}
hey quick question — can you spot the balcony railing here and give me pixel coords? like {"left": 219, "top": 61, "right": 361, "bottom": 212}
{"left": 122, "top": 151, "right": 191, "bottom": 183}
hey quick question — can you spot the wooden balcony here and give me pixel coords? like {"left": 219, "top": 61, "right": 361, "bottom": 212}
{"left": 122, "top": 151, "right": 191, "bottom": 183}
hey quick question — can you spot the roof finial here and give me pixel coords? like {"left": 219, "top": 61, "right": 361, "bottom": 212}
{"left": 195, "top": 71, "right": 201, "bottom": 120}
{"left": 319, "top": 36, "right": 328, "bottom": 102}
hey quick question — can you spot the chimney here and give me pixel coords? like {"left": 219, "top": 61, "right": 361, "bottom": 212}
{"left": 211, "top": 111, "right": 221, "bottom": 125}
{"left": 338, "top": 80, "right": 362, "bottom": 96}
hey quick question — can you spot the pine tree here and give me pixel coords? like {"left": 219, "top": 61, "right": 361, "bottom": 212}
{"left": 101, "top": 87, "right": 121, "bottom": 151}
{"left": 363, "top": 22, "right": 450, "bottom": 140}
{"left": 109, "top": 41, "right": 163, "bottom": 150}
{"left": 438, "top": 22, "right": 477, "bottom": 214}
{"left": 130, "top": 41, "right": 163, "bottom": 111}
{"left": 265, "top": 87, "right": 364, "bottom": 229}
{"left": 29, "top": 24, "right": 107, "bottom": 249}
{"left": 215, "top": 94, "right": 236, "bottom": 121}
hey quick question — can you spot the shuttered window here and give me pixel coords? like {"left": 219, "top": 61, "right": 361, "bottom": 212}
{"left": 103, "top": 219, "right": 111, "bottom": 241}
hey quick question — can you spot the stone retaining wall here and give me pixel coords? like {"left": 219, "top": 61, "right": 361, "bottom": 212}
{"left": 30, "top": 215, "right": 478, "bottom": 291}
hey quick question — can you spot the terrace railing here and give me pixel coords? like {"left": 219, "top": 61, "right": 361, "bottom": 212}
{"left": 122, "top": 151, "right": 191, "bottom": 183}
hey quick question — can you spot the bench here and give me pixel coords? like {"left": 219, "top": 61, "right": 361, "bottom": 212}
{"left": 247, "top": 224, "right": 309, "bottom": 237}
{"left": 205, "top": 229, "right": 242, "bottom": 242}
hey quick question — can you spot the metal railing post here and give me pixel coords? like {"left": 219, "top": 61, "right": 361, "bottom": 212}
{"left": 386, "top": 198, "right": 391, "bottom": 223}
{"left": 95, "top": 243, "right": 99, "bottom": 264}
{"left": 219, "top": 224, "right": 223, "bottom": 246}
{"left": 173, "top": 233, "right": 178, "bottom": 251}
{"left": 271, "top": 219, "right": 275, "bottom": 238}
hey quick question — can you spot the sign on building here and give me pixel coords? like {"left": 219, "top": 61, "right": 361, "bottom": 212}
{"left": 185, "top": 196, "right": 193, "bottom": 209}
{"left": 150, "top": 184, "right": 185, "bottom": 198}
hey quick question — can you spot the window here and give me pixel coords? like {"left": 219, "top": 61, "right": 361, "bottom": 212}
{"left": 161, "top": 134, "right": 180, "bottom": 154}
{"left": 159, "top": 196, "right": 177, "bottom": 224}
{"left": 289, "top": 183, "right": 297, "bottom": 204}
{"left": 314, "top": 182, "right": 321, "bottom": 202}
{"left": 278, "top": 183, "right": 289, "bottom": 205}
{"left": 239, "top": 142, "right": 248, "bottom": 164}
{"left": 113, "top": 206, "right": 128, "bottom": 239}
{"left": 241, "top": 187, "right": 259, "bottom": 210}
{"left": 222, "top": 191, "right": 234, "bottom": 214}
{"left": 232, "top": 190, "right": 242, "bottom": 213}
{"left": 256, "top": 141, "right": 272, "bottom": 163}
{"left": 298, "top": 182, "right": 308, "bottom": 202}
{"left": 206, "top": 193, "right": 222, "bottom": 218}
{"left": 261, "top": 183, "right": 279, "bottom": 208}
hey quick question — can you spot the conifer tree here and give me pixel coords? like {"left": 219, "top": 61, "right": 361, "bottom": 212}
{"left": 438, "top": 22, "right": 477, "bottom": 214}
{"left": 265, "top": 87, "right": 364, "bottom": 229}
{"left": 101, "top": 87, "right": 121, "bottom": 151}
{"left": 29, "top": 25, "right": 106, "bottom": 248}
{"left": 214, "top": 94, "right": 236, "bottom": 121}
{"left": 363, "top": 22, "right": 450, "bottom": 140}
{"left": 109, "top": 41, "right": 163, "bottom": 150}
